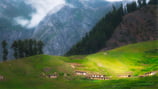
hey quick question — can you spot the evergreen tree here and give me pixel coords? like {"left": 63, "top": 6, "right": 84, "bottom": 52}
{"left": 127, "top": 1, "right": 138, "bottom": 13}
{"left": 38, "top": 41, "right": 44, "bottom": 54}
{"left": 32, "top": 40, "right": 37, "bottom": 55}
{"left": 17, "top": 40, "right": 24, "bottom": 58}
{"left": 1, "top": 40, "right": 8, "bottom": 61}
{"left": 11, "top": 41, "right": 18, "bottom": 59}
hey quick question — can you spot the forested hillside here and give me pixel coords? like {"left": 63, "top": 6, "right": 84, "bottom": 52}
{"left": 105, "top": 5, "right": 158, "bottom": 50}
{"left": 66, "top": 0, "right": 157, "bottom": 56}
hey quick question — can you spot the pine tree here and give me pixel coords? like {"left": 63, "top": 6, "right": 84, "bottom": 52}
{"left": 28, "top": 39, "right": 33, "bottom": 56}
{"left": 32, "top": 40, "right": 38, "bottom": 55}
{"left": 11, "top": 41, "right": 18, "bottom": 59}
{"left": 38, "top": 41, "right": 44, "bottom": 54}
{"left": 17, "top": 40, "right": 24, "bottom": 58}
{"left": 127, "top": 1, "right": 138, "bottom": 13}
{"left": 1, "top": 40, "right": 8, "bottom": 61}
{"left": 24, "top": 39, "right": 29, "bottom": 57}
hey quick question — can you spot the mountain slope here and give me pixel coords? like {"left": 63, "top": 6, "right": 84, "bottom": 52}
{"left": 66, "top": 4, "right": 157, "bottom": 56}
{"left": 32, "top": 0, "right": 119, "bottom": 55}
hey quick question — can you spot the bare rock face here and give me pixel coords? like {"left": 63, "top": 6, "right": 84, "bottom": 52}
{"left": 105, "top": 5, "right": 158, "bottom": 49}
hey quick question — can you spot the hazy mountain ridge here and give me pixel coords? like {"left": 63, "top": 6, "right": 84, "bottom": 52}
{"left": 32, "top": 0, "right": 120, "bottom": 55}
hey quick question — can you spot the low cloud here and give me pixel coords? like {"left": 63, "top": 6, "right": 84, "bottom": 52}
{"left": 14, "top": 17, "right": 30, "bottom": 27}
{"left": 16, "top": 0, "right": 66, "bottom": 28}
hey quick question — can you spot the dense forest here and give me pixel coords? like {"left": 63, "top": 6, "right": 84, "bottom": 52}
{"left": 11, "top": 39, "right": 44, "bottom": 59}
{"left": 66, "top": 0, "right": 157, "bottom": 56}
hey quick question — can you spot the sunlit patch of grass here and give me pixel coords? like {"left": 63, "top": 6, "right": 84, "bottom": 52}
{"left": 86, "top": 56, "right": 130, "bottom": 75}
{"left": 79, "top": 40, "right": 158, "bottom": 76}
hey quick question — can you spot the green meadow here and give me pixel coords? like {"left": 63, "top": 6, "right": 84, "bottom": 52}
{"left": 0, "top": 40, "right": 158, "bottom": 89}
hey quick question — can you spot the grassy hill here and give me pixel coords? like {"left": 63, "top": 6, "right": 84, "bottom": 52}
{"left": 0, "top": 40, "right": 158, "bottom": 89}
{"left": 82, "top": 40, "right": 158, "bottom": 77}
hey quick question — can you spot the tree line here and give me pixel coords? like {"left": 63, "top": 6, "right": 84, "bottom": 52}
{"left": 66, "top": 0, "right": 157, "bottom": 56}
{"left": 1, "top": 39, "right": 44, "bottom": 61}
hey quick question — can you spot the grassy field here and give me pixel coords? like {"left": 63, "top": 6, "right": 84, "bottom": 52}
{"left": 0, "top": 40, "right": 157, "bottom": 89}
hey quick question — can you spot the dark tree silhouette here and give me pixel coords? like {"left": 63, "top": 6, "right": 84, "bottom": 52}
{"left": 1, "top": 40, "right": 8, "bottom": 61}
{"left": 38, "top": 41, "right": 44, "bottom": 54}
{"left": 11, "top": 41, "right": 18, "bottom": 59}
